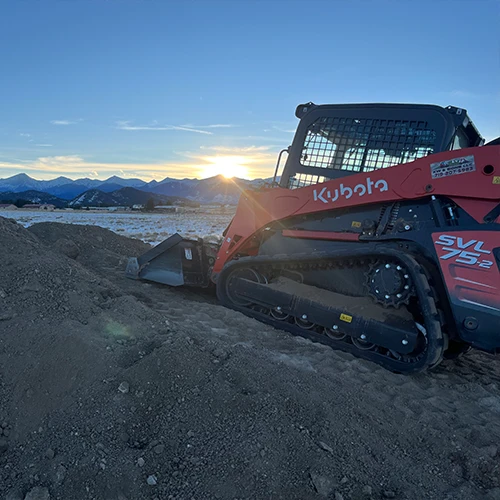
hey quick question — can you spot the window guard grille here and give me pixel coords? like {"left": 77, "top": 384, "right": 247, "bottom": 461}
{"left": 300, "top": 116, "right": 436, "bottom": 174}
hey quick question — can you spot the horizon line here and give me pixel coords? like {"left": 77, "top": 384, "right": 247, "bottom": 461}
{"left": 0, "top": 171, "right": 274, "bottom": 183}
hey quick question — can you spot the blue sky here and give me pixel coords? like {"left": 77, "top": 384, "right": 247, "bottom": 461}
{"left": 0, "top": 0, "right": 499, "bottom": 181}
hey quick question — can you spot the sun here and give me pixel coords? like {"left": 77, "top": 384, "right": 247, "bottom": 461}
{"left": 201, "top": 155, "right": 249, "bottom": 179}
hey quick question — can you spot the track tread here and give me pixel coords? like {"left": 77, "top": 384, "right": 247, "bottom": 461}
{"left": 216, "top": 247, "right": 448, "bottom": 374}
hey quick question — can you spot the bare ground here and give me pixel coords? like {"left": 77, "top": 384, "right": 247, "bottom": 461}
{"left": 1, "top": 218, "right": 500, "bottom": 500}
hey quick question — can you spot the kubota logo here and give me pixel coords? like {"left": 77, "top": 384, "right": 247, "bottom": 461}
{"left": 313, "top": 177, "right": 389, "bottom": 204}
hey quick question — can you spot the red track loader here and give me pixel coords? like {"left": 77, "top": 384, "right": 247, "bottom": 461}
{"left": 126, "top": 102, "right": 500, "bottom": 373}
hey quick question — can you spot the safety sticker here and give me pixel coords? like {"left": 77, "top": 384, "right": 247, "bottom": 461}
{"left": 351, "top": 221, "right": 362, "bottom": 228}
{"left": 340, "top": 313, "right": 352, "bottom": 323}
{"left": 430, "top": 155, "right": 476, "bottom": 179}
{"left": 493, "top": 176, "right": 500, "bottom": 185}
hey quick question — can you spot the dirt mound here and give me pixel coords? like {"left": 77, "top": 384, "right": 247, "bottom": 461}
{"left": 1, "top": 217, "right": 500, "bottom": 500}
{"left": 28, "top": 222, "right": 151, "bottom": 277}
{"left": 0, "top": 218, "right": 169, "bottom": 498}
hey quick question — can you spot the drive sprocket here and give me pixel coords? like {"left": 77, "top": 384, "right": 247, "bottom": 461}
{"left": 366, "top": 261, "right": 414, "bottom": 308}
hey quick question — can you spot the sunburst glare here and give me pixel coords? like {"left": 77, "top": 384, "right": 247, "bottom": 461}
{"left": 200, "top": 155, "right": 250, "bottom": 179}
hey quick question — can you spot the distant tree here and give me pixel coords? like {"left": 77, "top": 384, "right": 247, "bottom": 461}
{"left": 14, "top": 198, "right": 30, "bottom": 208}
{"left": 145, "top": 198, "right": 156, "bottom": 212}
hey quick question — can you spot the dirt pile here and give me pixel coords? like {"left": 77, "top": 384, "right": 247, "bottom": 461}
{"left": 27, "top": 222, "right": 150, "bottom": 277}
{"left": 0, "top": 219, "right": 169, "bottom": 499}
{"left": 1, "top": 217, "right": 500, "bottom": 500}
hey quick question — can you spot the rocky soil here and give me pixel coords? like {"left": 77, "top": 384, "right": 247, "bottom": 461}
{"left": 1, "top": 217, "right": 500, "bottom": 500}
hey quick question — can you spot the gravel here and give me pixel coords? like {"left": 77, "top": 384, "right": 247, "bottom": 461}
{"left": 318, "top": 441, "right": 334, "bottom": 454}
{"left": 118, "top": 381, "right": 130, "bottom": 394}
{"left": 146, "top": 475, "right": 158, "bottom": 486}
{"left": 153, "top": 444, "right": 165, "bottom": 455}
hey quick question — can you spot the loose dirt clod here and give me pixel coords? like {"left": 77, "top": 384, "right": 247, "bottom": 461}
{"left": 1, "top": 217, "right": 500, "bottom": 500}
{"left": 146, "top": 475, "right": 158, "bottom": 486}
{"left": 118, "top": 381, "right": 130, "bottom": 394}
{"left": 24, "top": 487, "right": 50, "bottom": 500}
{"left": 310, "top": 472, "right": 335, "bottom": 497}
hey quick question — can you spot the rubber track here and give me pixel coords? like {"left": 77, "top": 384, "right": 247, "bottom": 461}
{"left": 216, "top": 246, "right": 447, "bottom": 374}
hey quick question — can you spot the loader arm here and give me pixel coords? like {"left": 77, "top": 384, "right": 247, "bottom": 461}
{"left": 214, "top": 145, "right": 500, "bottom": 275}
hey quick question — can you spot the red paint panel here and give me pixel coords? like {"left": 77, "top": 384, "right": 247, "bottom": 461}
{"left": 450, "top": 197, "right": 499, "bottom": 224}
{"left": 433, "top": 231, "right": 500, "bottom": 311}
{"left": 282, "top": 230, "right": 360, "bottom": 241}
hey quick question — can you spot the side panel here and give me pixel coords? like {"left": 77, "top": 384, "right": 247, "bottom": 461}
{"left": 432, "top": 231, "right": 500, "bottom": 350}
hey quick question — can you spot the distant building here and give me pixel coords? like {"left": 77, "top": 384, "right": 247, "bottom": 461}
{"left": 154, "top": 205, "right": 178, "bottom": 213}
{"left": 87, "top": 206, "right": 130, "bottom": 212}
{"left": 107, "top": 206, "right": 129, "bottom": 212}
{"left": 21, "top": 203, "right": 55, "bottom": 211}
{"left": 0, "top": 204, "right": 17, "bottom": 210}
{"left": 132, "top": 204, "right": 144, "bottom": 210}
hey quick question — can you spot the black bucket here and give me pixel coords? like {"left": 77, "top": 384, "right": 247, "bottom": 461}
{"left": 125, "top": 233, "right": 216, "bottom": 287}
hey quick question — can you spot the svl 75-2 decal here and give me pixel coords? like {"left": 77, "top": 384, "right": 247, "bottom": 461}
{"left": 434, "top": 234, "right": 494, "bottom": 269}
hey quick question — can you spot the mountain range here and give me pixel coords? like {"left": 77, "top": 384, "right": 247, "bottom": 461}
{"left": 0, "top": 173, "right": 275, "bottom": 206}
{"left": 68, "top": 187, "right": 198, "bottom": 208}
{"left": 0, "top": 187, "right": 192, "bottom": 209}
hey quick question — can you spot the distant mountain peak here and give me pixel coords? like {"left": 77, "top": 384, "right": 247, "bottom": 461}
{"left": 5, "top": 173, "right": 33, "bottom": 180}
{"left": 0, "top": 171, "right": 275, "bottom": 204}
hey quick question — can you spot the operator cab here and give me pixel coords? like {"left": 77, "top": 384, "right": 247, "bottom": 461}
{"left": 280, "top": 103, "right": 484, "bottom": 189}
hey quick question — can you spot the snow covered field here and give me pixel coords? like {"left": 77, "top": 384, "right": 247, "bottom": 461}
{"left": 5, "top": 207, "right": 236, "bottom": 246}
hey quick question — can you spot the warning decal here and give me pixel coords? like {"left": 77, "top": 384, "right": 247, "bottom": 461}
{"left": 340, "top": 313, "right": 353, "bottom": 323}
{"left": 493, "top": 176, "right": 500, "bottom": 185}
{"left": 430, "top": 155, "right": 476, "bottom": 179}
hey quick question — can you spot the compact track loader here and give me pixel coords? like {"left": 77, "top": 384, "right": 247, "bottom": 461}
{"left": 127, "top": 102, "right": 500, "bottom": 373}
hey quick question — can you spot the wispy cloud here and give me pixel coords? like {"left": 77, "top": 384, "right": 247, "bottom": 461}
{"left": 116, "top": 121, "right": 213, "bottom": 135}
{"left": 272, "top": 126, "right": 296, "bottom": 134}
{"left": 448, "top": 90, "right": 479, "bottom": 99}
{"left": 20, "top": 133, "right": 31, "bottom": 137}
{"left": 0, "top": 155, "right": 189, "bottom": 178}
{"left": 199, "top": 145, "right": 273, "bottom": 153}
{"left": 262, "top": 121, "right": 298, "bottom": 134}
{"left": 50, "top": 119, "right": 82, "bottom": 125}
{"left": 230, "top": 134, "right": 292, "bottom": 144}
{"left": 181, "top": 123, "right": 236, "bottom": 129}
{"left": 35, "top": 144, "right": 53, "bottom": 147}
